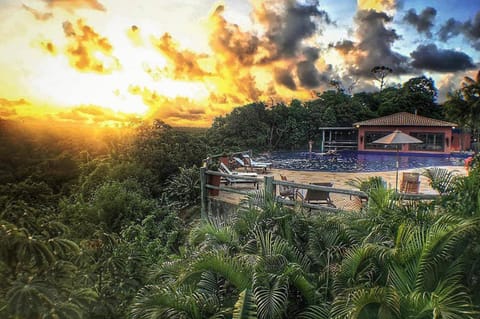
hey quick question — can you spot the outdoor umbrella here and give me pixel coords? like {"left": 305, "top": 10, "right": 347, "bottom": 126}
{"left": 372, "top": 130, "right": 423, "bottom": 191}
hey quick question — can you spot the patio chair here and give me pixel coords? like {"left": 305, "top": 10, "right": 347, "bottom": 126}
{"left": 400, "top": 172, "right": 420, "bottom": 194}
{"left": 304, "top": 182, "right": 336, "bottom": 207}
{"left": 219, "top": 162, "right": 259, "bottom": 188}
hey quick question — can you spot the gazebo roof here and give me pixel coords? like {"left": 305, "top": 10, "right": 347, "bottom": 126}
{"left": 353, "top": 112, "right": 457, "bottom": 127}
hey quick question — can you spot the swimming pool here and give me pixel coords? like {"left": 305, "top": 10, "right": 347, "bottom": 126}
{"left": 261, "top": 151, "right": 467, "bottom": 172}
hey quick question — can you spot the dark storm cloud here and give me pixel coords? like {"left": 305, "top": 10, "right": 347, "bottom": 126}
{"left": 331, "top": 40, "right": 355, "bottom": 54}
{"left": 255, "top": 0, "right": 332, "bottom": 58}
{"left": 403, "top": 7, "right": 436, "bottom": 38}
{"left": 438, "top": 18, "right": 463, "bottom": 41}
{"left": 462, "top": 11, "right": 480, "bottom": 50}
{"left": 296, "top": 60, "right": 321, "bottom": 87}
{"left": 338, "top": 9, "right": 410, "bottom": 77}
{"left": 410, "top": 44, "right": 475, "bottom": 72}
{"left": 303, "top": 46, "right": 320, "bottom": 61}
{"left": 274, "top": 68, "right": 297, "bottom": 90}
{"left": 438, "top": 12, "right": 480, "bottom": 50}
{"left": 295, "top": 46, "right": 328, "bottom": 88}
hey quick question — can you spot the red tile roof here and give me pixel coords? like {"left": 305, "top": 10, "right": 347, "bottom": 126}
{"left": 353, "top": 112, "right": 457, "bottom": 127}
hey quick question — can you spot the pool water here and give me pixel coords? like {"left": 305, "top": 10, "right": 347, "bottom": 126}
{"left": 262, "top": 151, "right": 467, "bottom": 172}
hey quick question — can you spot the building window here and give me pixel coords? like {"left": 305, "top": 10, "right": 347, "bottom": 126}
{"left": 364, "top": 131, "right": 398, "bottom": 150}
{"left": 409, "top": 132, "right": 445, "bottom": 152}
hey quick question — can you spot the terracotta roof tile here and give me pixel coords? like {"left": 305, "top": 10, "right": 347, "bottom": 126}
{"left": 353, "top": 112, "right": 457, "bottom": 127}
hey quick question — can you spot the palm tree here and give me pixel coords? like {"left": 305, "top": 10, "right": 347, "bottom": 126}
{"left": 130, "top": 193, "right": 321, "bottom": 319}
{"left": 331, "top": 217, "right": 479, "bottom": 318}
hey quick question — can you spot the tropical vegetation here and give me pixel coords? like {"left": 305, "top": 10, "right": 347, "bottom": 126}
{"left": 1, "top": 71, "right": 480, "bottom": 318}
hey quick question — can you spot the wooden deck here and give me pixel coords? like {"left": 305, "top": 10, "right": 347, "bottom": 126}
{"left": 201, "top": 166, "right": 465, "bottom": 216}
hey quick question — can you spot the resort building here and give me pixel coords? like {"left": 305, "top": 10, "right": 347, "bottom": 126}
{"left": 353, "top": 112, "right": 470, "bottom": 154}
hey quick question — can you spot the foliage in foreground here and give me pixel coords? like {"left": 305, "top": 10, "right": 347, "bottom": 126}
{"left": 130, "top": 168, "right": 480, "bottom": 319}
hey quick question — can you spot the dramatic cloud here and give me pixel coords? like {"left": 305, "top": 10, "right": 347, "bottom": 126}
{"left": 296, "top": 47, "right": 330, "bottom": 88}
{"left": 253, "top": 0, "right": 331, "bottom": 58}
{"left": 462, "top": 11, "right": 480, "bottom": 50}
{"left": 357, "top": 0, "right": 397, "bottom": 12}
{"left": 151, "top": 33, "right": 211, "bottom": 80}
{"left": 209, "top": 5, "right": 264, "bottom": 66}
{"left": 274, "top": 68, "right": 297, "bottom": 90}
{"left": 438, "top": 12, "right": 480, "bottom": 50}
{"left": 403, "top": 7, "right": 436, "bottom": 38}
{"left": 207, "top": 5, "right": 263, "bottom": 101}
{"left": 438, "top": 18, "right": 463, "bottom": 41}
{"left": 128, "top": 85, "right": 209, "bottom": 124}
{"left": 334, "top": 9, "right": 410, "bottom": 77}
{"left": 62, "top": 19, "right": 120, "bottom": 73}
{"left": 0, "top": 98, "right": 30, "bottom": 119}
{"left": 22, "top": 4, "right": 53, "bottom": 21}
{"left": 0, "top": 98, "right": 30, "bottom": 107}
{"left": 42, "top": 0, "right": 106, "bottom": 12}
{"left": 410, "top": 44, "right": 475, "bottom": 72}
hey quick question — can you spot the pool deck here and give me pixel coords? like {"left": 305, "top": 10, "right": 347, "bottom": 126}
{"left": 269, "top": 166, "right": 465, "bottom": 192}
{"left": 218, "top": 165, "right": 467, "bottom": 208}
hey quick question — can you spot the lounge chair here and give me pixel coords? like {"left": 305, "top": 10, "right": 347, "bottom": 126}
{"left": 220, "top": 162, "right": 257, "bottom": 177}
{"left": 400, "top": 172, "right": 420, "bottom": 193}
{"left": 233, "top": 157, "right": 251, "bottom": 171}
{"left": 219, "top": 162, "right": 259, "bottom": 188}
{"left": 242, "top": 154, "right": 272, "bottom": 172}
{"left": 304, "top": 182, "right": 336, "bottom": 207}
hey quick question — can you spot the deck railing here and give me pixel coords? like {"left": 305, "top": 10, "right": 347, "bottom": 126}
{"left": 200, "top": 167, "right": 440, "bottom": 218}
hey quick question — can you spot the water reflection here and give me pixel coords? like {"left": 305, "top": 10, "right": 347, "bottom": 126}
{"left": 264, "top": 151, "right": 466, "bottom": 172}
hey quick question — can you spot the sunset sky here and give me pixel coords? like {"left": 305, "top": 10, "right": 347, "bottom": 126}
{"left": 0, "top": 0, "right": 479, "bottom": 127}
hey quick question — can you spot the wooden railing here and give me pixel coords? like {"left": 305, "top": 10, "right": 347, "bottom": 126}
{"left": 200, "top": 167, "right": 441, "bottom": 218}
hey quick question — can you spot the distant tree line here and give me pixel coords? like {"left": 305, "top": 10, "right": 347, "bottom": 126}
{"left": 206, "top": 75, "right": 456, "bottom": 153}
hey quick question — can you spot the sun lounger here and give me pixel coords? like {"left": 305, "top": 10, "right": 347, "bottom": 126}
{"left": 220, "top": 162, "right": 257, "bottom": 177}
{"left": 242, "top": 154, "right": 272, "bottom": 172}
{"left": 219, "top": 162, "right": 258, "bottom": 188}
{"left": 233, "top": 157, "right": 251, "bottom": 171}
{"left": 304, "top": 182, "right": 336, "bottom": 207}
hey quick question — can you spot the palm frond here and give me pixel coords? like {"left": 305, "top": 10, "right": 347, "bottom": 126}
{"left": 297, "top": 304, "right": 331, "bottom": 319}
{"left": 331, "top": 287, "right": 400, "bottom": 319}
{"left": 130, "top": 285, "right": 200, "bottom": 319}
{"left": 232, "top": 289, "right": 257, "bottom": 319}
{"left": 422, "top": 167, "right": 457, "bottom": 195}
{"left": 191, "top": 251, "right": 252, "bottom": 291}
{"left": 253, "top": 273, "right": 288, "bottom": 319}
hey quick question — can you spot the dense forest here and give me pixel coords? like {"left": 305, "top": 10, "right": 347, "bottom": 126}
{"left": 1, "top": 72, "right": 480, "bottom": 318}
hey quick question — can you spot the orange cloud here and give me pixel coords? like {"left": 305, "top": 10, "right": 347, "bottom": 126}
{"left": 62, "top": 19, "right": 121, "bottom": 73}
{"left": 0, "top": 108, "right": 17, "bottom": 118}
{"left": 22, "top": 4, "right": 53, "bottom": 21}
{"left": 0, "top": 98, "right": 30, "bottom": 107}
{"left": 55, "top": 105, "right": 139, "bottom": 125}
{"left": 44, "top": 0, "right": 106, "bottom": 12}
{"left": 357, "top": 0, "right": 397, "bottom": 11}
{"left": 128, "top": 85, "right": 211, "bottom": 126}
{"left": 0, "top": 98, "right": 30, "bottom": 119}
{"left": 151, "top": 33, "right": 210, "bottom": 80}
